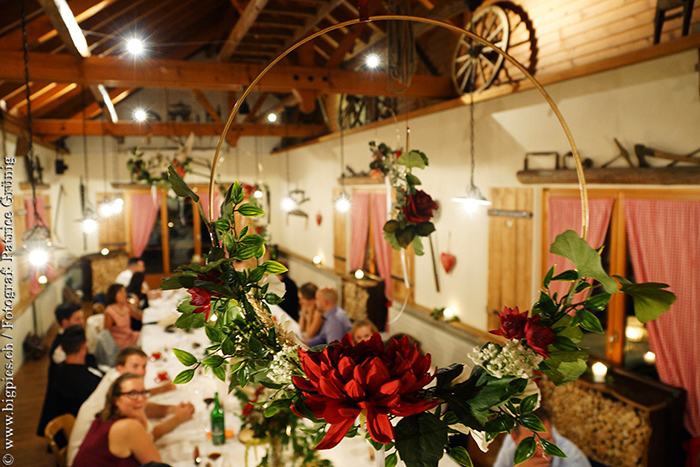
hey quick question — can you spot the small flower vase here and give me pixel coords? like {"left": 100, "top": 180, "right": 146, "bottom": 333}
{"left": 375, "top": 445, "right": 385, "bottom": 467}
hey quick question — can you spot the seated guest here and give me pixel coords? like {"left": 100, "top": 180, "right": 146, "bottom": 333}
{"left": 351, "top": 319, "right": 379, "bottom": 344}
{"left": 494, "top": 408, "right": 591, "bottom": 467}
{"left": 116, "top": 257, "right": 145, "bottom": 287}
{"left": 48, "top": 303, "right": 85, "bottom": 372}
{"left": 37, "top": 326, "right": 103, "bottom": 436}
{"left": 126, "top": 272, "right": 148, "bottom": 331}
{"left": 307, "top": 287, "right": 351, "bottom": 347}
{"left": 72, "top": 374, "right": 163, "bottom": 467}
{"left": 68, "top": 347, "right": 190, "bottom": 466}
{"left": 298, "top": 283, "right": 322, "bottom": 339}
{"left": 276, "top": 265, "right": 300, "bottom": 321}
{"left": 104, "top": 283, "right": 141, "bottom": 349}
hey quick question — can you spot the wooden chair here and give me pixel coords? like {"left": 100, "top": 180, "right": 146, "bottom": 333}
{"left": 44, "top": 413, "right": 75, "bottom": 467}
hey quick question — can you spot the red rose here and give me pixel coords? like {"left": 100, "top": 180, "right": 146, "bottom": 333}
{"left": 403, "top": 190, "right": 439, "bottom": 224}
{"left": 292, "top": 333, "right": 438, "bottom": 449}
{"left": 490, "top": 307, "right": 528, "bottom": 340}
{"left": 188, "top": 288, "right": 213, "bottom": 320}
{"left": 525, "top": 317, "right": 556, "bottom": 357}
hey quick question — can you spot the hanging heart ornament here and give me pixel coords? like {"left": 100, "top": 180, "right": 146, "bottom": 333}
{"left": 440, "top": 252, "right": 456, "bottom": 274}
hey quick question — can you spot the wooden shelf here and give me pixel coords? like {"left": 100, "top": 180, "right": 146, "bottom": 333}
{"left": 517, "top": 167, "right": 700, "bottom": 185}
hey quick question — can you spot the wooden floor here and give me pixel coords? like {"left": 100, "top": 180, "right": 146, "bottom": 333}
{"left": 11, "top": 351, "right": 56, "bottom": 467}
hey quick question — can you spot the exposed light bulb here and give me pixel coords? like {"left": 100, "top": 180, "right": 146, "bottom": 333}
{"left": 365, "top": 53, "right": 380, "bottom": 69}
{"left": 101, "top": 248, "right": 110, "bottom": 256}
{"left": 443, "top": 307, "right": 455, "bottom": 320}
{"left": 81, "top": 218, "right": 98, "bottom": 234}
{"left": 37, "top": 275, "right": 48, "bottom": 285}
{"left": 281, "top": 196, "right": 296, "bottom": 212}
{"left": 112, "top": 198, "right": 124, "bottom": 213}
{"left": 334, "top": 193, "right": 351, "bottom": 213}
{"left": 99, "top": 202, "right": 113, "bottom": 218}
{"left": 643, "top": 351, "right": 656, "bottom": 365}
{"left": 254, "top": 189, "right": 263, "bottom": 199}
{"left": 312, "top": 255, "right": 322, "bottom": 266}
{"left": 126, "top": 37, "right": 145, "bottom": 56}
{"left": 354, "top": 269, "right": 364, "bottom": 280}
{"left": 133, "top": 108, "right": 147, "bottom": 122}
{"left": 267, "top": 113, "right": 277, "bottom": 123}
{"left": 28, "top": 249, "right": 49, "bottom": 267}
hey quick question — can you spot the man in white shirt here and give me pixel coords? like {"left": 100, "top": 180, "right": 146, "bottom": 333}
{"left": 67, "top": 347, "right": 193, "bottom": 466}
{"left": 115, "top": 257, "right": 145, "bottom": 287}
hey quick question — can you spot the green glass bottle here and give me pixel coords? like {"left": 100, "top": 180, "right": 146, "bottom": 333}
{"left": 210, "top": 392, "right": 225, "bottom": 445}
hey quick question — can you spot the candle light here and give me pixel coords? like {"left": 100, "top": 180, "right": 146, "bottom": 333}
{"left": 643, "top": 351, "right": 656, "bottom": 365}
{"left": 592, "top": 362, "right": 608, "bottom": 383}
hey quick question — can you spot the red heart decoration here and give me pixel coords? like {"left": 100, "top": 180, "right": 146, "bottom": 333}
{"left": 316, "top": 213, "right": 323, "bottom": 226}
{"left": 440, "top": 252, "right": 456, "bottom": 274}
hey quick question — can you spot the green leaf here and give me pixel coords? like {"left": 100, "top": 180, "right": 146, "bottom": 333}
{"left": 543, "top": 266, "right": 555, "bottom": 289}
{"left": 513, "top": 437, "right": 536, "bottom": 465}
{"left": 173, "top": 369, "right": 195, "bottom": 384}
{"left": 172, "top": 348, "right": 198, "bottom": 366}
{"left": 238, "top": 363, "right": 252, "bottom": 387}
{"left": 235, "top": 235, "right": 265, "bottom": 260}
{"left": 383, "top": 219, "right": 400, "bottom": 233}
{"left": 383, "top": 229, "right": 402, "bottom": 251}
{"left": 549, "top": 230, "right": 618, "bottom": 293}
{"left": 412, "top": 235, "right": 424, "bottom": 256}
{"left": 435, "top": 363, "right": 464, "bottom": 390}
{"left": 248, "top": 266, "right": 266, "bottom": 285}
{"left": 249, "top": 337, "right": 264, "bottom": 356}
{"left": 520, "top": 414, "right": 546, "bottom": 433}
{"left": 385, "top": 452, "right": 398, "bottom": 467}
{"left": 520, "top": 393, "right": 539, "bottom": 415}
{"left": 265, "top": 293, "right": 284, "bottom": 305}
{"left": 168, "top": 166, "right": 199, "bottom": 202}
{"left": 485, "top": 415, "right": 515, "bottom": 433}
{"left": 415, "top": 222, "right": 436, "bottom": 237}
{"left": 202, "top": 354, "right": 225, "bottom": 368}
{"left": 263, "top": 398, "right": 291, "bottom": 418}
{"left": 552, "top": 315, "right": 584, "bottom": 344}
{"left": 175, "top": 311, "right": 205, "bottom": 329}
{"left": 397, "top": 226, "right": 416, "bottom": 248}
{"left": 204, "top": 325, "right": 224, "bottom": 344}
{"left": 406, "top": 173, "right": 422, "bottom": 186}
{"left": 552, "top": 270, "right": 579, "bottom": 282}
{"left": 540, "top": 438, "right": 567, "bottom": 458}
{"left": 441, "top": 412, "right": 459, "bottom": 426}
{"left": 584, "top": 293, "right": 611, "bottom": 312}
{"left": 395, "top": 412, "right": 449, "bottom": 467}
{"left": 540, "top": 349, "right": 588, "bottom": 385}
{"left": 159, "top": 275, "right": 186, "bottom": 290}
{"left": 238, "top": 203, "right": 265, "bottom": 217}
{"left": 396, "top": 150, "right": 428, "bottom": 169}
{"left": 552, "top": 335, "right": 579, "bottom": 352}
{"left": 262, "top": 260, "right": 288, "bottom": 274}
{"left": 212, "top": 365, "right": 226, "bottom": 382}
{"left": 579, "top": 310, "right": 604, "bottom": 333}
{"left": 615, "top": 276, "right": 676, "bottom": 323}
{"left": 221, "top": 337, "right": 235, "bottom": 355}
{"left": 447, "top": 446, "right": 472, "bottom": 467}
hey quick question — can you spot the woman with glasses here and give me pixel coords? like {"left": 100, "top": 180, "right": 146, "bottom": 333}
{"left": 73, "top": 373, "right": 162, "bottom": 467}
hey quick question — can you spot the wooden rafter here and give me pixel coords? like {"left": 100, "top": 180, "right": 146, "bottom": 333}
{"left": 0, "top": 51, "right": 456, "bottom": 98}
{"left": 280, "top": 0, "right": 347, "bottom": 50}
{"left": 218, "top": 0, "right": 271, "bottom": 61}
{"left": 192, "top": 89, "right": 240, "bottom": 147}
{"left": 31, "top": 120, "right": 327, "bottom": 138}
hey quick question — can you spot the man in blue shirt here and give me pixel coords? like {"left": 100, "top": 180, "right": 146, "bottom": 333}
{"left": 307, "top": 287, "right": 351, "bottom": 347}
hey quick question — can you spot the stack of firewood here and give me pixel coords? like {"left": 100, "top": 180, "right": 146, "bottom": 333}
{"left": 341, "top": 280, "right": 370, "bottom": 322}
{"left": 541, "top": 379, "right": 652, "bottom": 467}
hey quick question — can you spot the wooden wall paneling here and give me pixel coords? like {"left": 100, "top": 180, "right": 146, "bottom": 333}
{"left": 486, "top": 187, "right": 533, "bottom": 331}
{"left": 96, "top": 192, "right": 126, "bottom": 249}
{"left": 333, "top": 187, "right": 347, "bottom": 275}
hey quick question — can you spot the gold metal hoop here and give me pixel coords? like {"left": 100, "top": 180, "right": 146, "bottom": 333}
{"left": 209, "top": 15, "right": 589, "bottom": 239}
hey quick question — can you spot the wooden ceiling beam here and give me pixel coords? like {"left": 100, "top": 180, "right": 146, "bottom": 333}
{"left": 0, "top": 51, "right": 456, "bottom": 98}
{"left": 218, "top": 0, "right": 271, "bottom": 61}
{"left": 32, "top": 120, "right": 327, "bottom": 138}
{"left": 191, "top": 89, "right": 240, "bottom": 147}
{"left": 280, "top": 0, "right": 346, "bottom": 50}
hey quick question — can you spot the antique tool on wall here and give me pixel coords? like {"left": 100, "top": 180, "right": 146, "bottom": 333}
{"left": 634, "top": 144, "right": 700, "bottom": 166}
{"left": 601, "top": 138, "right": 634, "bottom": 168}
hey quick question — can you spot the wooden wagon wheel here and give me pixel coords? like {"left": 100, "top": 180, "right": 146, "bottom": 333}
{"left": 338, "top": 95, "right": 398, "bottom": 130}
{"left": 452, "top": 5, "right": 510, "bottom": 94}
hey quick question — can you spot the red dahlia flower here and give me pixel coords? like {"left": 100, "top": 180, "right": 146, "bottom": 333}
{"left": 292, "top": 333, "right": 438, "bottom": 449}
{"left": 187, "top": 288, "right": 213, "bottom": 320}
{"left": 490, "top": 307, "right": 529, "bottom": 340}
{"left": 524, "top": 316, "right": 556, "bottom": 357}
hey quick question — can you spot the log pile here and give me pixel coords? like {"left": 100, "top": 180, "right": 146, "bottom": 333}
{"left": 90, "top": 251, "right": 128, "bottom": 297}
{"left": 541, "top": 379, "right": 652, "bottom": 467}
{"left": 341, "top": 280, "right": 369, "bottom": 322}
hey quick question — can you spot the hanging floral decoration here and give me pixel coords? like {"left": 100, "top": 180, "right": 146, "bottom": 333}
{"left": 127, "top": 147, "right": 193, "bottom": 187}
{"left": 369, "top": 141, "right": 438, "bottom": 256}
{"left": 163, "top": 167, "right": 675, "bottom": 467}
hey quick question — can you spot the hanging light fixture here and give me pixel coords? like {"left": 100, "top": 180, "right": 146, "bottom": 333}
{"left": 78, "top": 86, "right": 98, "bottom": 238}
{"left": 452, "top": 75, "right": 491, "bottom": 212}
{"left": 334, "top": 99, "right": 351, "bottom": 213}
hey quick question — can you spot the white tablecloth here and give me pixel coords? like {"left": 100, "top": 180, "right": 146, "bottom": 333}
{"left": 140, "top": 292, "right": 457, "bottom": 467}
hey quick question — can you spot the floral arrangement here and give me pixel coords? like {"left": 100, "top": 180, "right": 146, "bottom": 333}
{"left": 369, "top": 141, "right": 438, "bottom": 256}
{"left": 163, "top": 167, "right": 675, "bottom": 467}
{"left": 127, "top": 147, "right": 193, "bottom": 187}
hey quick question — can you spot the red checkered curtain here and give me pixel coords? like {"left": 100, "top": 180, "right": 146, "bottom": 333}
{"left": 349, "top": 193, "right": 370, "bottom": 271}
{"left": 547, "top": 198, "right": 615, "bottom": 299}
{"left": 624, "top": 199, "right": 700, "bottom": 438}
{"left": 131, "top": 193, "right": 162, "bottom": 257}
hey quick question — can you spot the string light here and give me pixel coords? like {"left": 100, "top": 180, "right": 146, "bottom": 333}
{"left": 267, "top": 113, "right": 277, "bottom": 123}
{"left": 365, "top": 53, "right": 380, "bottom": 69}
{"left": 133, "top": 108, "right": 147, "bottom": 122}
{"left": 126, "top": 37, "right": 145, "bottom": 56}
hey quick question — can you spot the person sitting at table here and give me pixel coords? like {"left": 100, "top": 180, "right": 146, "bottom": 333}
{"left": 276, "top": 262, "right": 300, "bottom": 321}
{"left": 105, "top": 283, "right": 141, "bottom": 349}
{"left": 351, "top": 319, "right": 379, "bottom": 344}
{"left": 307, "top": 287, "right": 352, "bottom": 347}
{"left": 67, "top": 347, "right": 189, "bottom": 466}
{"left": 298, "top": 282, "right": 322, "bottom": 340}
{"left": 48, "top": 302, "right": 88, "bottom": 373}
{"left": 72, "top": 373, "right": 163, "bottom": 467}
{"left": 116, "top": 257, "right": 145, "bottom": 287}
{"left": 37, "top": 326, "right": 103, "bottom": 437}
{"left": 126, "top": 272, "right": 148, "bottom": 331}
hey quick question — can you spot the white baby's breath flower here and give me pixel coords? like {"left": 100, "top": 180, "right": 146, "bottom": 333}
{"left": 268, "top": 344, "right": 299, "bottom": 385}
{"left": 469, "top": 340, "right": 543, "bottom": 379}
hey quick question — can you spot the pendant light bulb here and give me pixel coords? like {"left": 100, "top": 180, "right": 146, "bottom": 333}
{"left": 28, "top": 248, "right": 49, "bottom": 267}
{"left": 334, "top": 192, "right": 351, "bottom": 213}
{"left": 112, "top": 197, "right": 124, "bottom": 214}
{"left": 281, "top": 196, "right": 296, "bottom": 213}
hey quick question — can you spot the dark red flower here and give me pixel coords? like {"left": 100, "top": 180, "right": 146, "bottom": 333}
{"left": 403, "top": 190, "right": 439, "bottom": 224}
{"left": 525, "top": 317, "right": 556, "bottom": 357}
{"left": 292, "top": 333, "right": 438, "bottom": 450}
{"left": 490, "top": 307, "right": 529, "bottom": 340}
{"left": 242, "top": 183, "right": 256, "bottom": 199}
{"left": 188, "top": 288, "right": 212, "bottom": 320}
